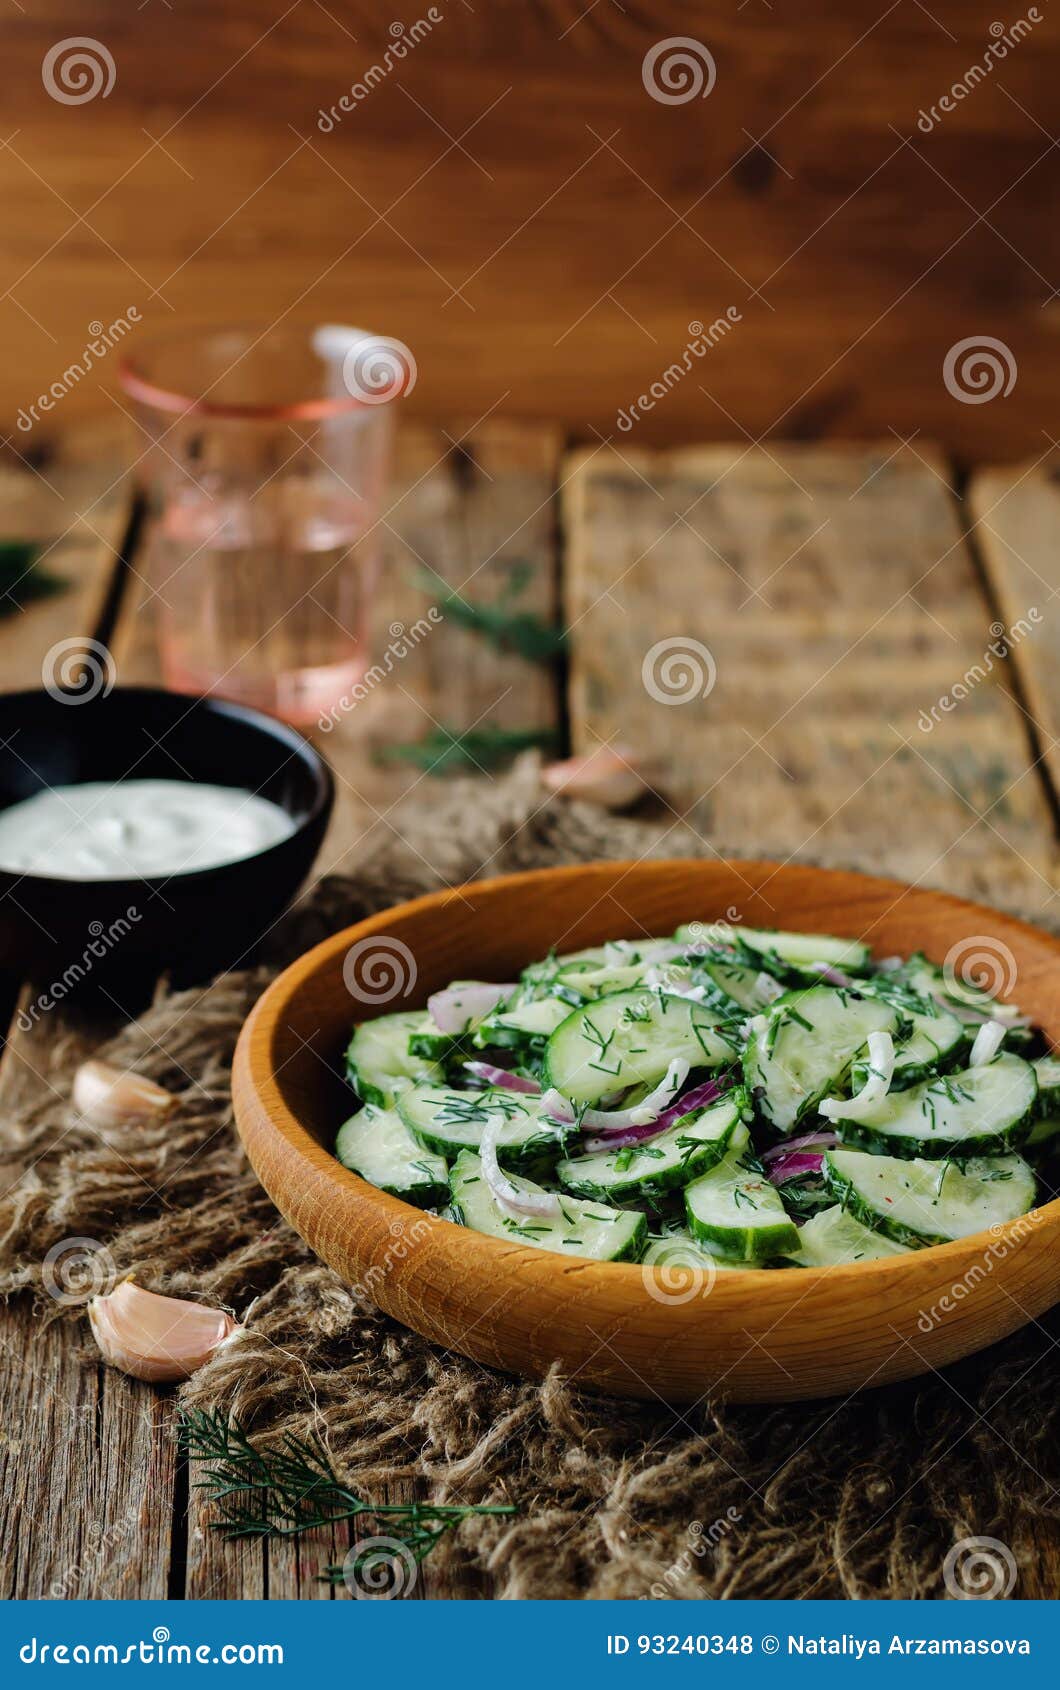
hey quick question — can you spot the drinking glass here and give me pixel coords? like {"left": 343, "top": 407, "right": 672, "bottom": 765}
{"left": 120, "top": 323, "right": 404, "bottom": 726}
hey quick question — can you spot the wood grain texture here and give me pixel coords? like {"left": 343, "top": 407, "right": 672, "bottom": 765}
{"left": 233, "top": 859, "right": 1060, "bottom": 1406}
{"left": 0, "top": 1002, "right": 175, "bottom": 1601}
{"left": 968, "top": 456, "right": 1060, "bottom": 797}
{"left": 0, "top": 414, "right": 131, "bottom": 687}
{"left": 2, "top": 5, "right": 1059, "bottom": 456}
{"left": 561, "top": 441, "right": 1058, "bottom": 916}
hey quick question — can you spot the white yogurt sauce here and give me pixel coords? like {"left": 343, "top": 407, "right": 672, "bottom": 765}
{"left": 0, "top": 780, "right": 296, "bottom": 880}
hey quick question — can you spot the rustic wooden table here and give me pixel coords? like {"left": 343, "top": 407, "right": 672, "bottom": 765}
{"left": 1, "top": 416, "right": 1058, "bottom": 1597}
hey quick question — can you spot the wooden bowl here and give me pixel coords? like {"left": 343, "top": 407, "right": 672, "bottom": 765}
{"left": 232, "top": 860, "right": 1060, "bottom": 1403}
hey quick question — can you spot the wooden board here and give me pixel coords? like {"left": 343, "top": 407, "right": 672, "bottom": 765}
{"left": 968, "top": 457, "right": 1060, "bottom": 800}
{"left": 561, "top": 442, "right": 1058, "bottom": 919}
{"left": 2, "top": 5, "right": 1059, "bottom": 458}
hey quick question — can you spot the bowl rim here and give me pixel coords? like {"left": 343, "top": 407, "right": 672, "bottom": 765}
{"left": 234, "top": 857, "right": 1060, "bottom": 1302}
{"left": 0, "top": 685, "right": 334, "bottom": 891}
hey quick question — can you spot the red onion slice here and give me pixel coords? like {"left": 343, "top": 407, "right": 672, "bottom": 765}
{"left": 463, "top": 1061, "right": 540, "bottom": 1095}
{"left": 969, "top": 1021, "right": 1006, "bottom": 1066}
{"left": 767, "top": 1150, "right": 825, "bottom": 1184}
{"left": 819, "top": 1030, "right": 894, "bottom": 1122}
{"left": 580, "top": 1075, "right": 732, "bottom": 1154}
{"left": 544, "top": 1059, "right": 690, "bottom": 1138}
{"left": 427, "top": 982, "right": 515, "bottom": 1035}
{"left": 810, "top": 962, "right": 853, "bottom": 987}
{"left": 480, "top": 1112, "right": 560, "bottom": 1220}
{"left": 761, "top": 1130, "right": 838, "bottom": 1165}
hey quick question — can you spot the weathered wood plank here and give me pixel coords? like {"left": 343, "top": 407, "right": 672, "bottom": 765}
{"left": 0, "top": 1003, "right": 174, "bottom": 1601}
{"left": 968, "top": 459, "right": 1060, "bottom": 803}
{"left": 0, "top": 415, "right": 131, "bottom": 687}
{"left": 561, "top": 441, "right": 1058, "bottom": 919}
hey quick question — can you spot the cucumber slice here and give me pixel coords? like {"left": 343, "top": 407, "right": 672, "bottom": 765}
{"left": 397, "top": 1084, "right": 567, "bottom": 1174}
{"left": 890, "top": 953, "right": 1028, "bottom": 1042}
{"left": 693, "top": 957, "right": 780, "bottom": 1016}
{"left": 824, "top": 1147, "right": 1036, "bottom": 1246}
{"left": 782, "top": 1204, "right": 913, "bottom": 1266}
{"left": 472, "top": 996, "right": 570, "bottom": 1053}
{"left": 744, "top": 987, "right": 899, "bottom": 1135}
{"left": 335, "top": 1104, "right": 448, "bottom": 1207}
{"left": 346, "top": 1011, "right": 442, "bottom": 1107}
{"left": 522, "top": 939, "right": 677, "bottom": 991}
{"left": 642, "top": 1229, "right": 754, "bottom": 1273}
{"left": 852, "top": 1004, "right": 964, "bottom": 1090}
{"left": 675, "top": 923, "right": 871, "bottom": 973}
{"left": 832, "top": 1052, "right": 1036, "bottom": 1158}
{"left": 1033, "top": 1055, "right": 1060, "bottom": 1115}
{"left": 556, "top": 1094, "right": 744, "bottom": 1204}
{"left": 543, "top": 990, "right": 737, "bottom": 1107}
{"left": 1027, "top": 1114, "right": 1060, "bottom": 1149}
{"left": 684, "top": 1139, "right": 800, "bottom": 1260}
{"left": 449, "top": 1150, "right": 646, "bottom": 1260}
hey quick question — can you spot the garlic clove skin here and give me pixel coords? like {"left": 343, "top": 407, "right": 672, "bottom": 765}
{"left": 88, "top": 1280, "right": 242, "bottom": 1382}
{"left": 73, "top": 1060, "right": 176, "bottom": 1131}
{"left": 541, "top": 745, "right": 647, "bottom": 811}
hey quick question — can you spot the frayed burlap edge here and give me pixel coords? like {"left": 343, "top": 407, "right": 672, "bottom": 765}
{"left": 1, "top": 757, "right": 1058, "bottom": 1599}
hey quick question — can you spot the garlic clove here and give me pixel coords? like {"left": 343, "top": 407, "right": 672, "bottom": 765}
{"left": 73, "top": 1060, "right": 176, "bottom": 1131}
{"left": 541, "top": 745, "right": 648, "bottom": 811}
{"left": 88, "top": 1280, "right": 242, "bottom": 1382}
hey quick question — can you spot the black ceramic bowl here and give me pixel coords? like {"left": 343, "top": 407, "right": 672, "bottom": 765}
{"left": 0, "top": 687, "right": 333, "bottom": 993}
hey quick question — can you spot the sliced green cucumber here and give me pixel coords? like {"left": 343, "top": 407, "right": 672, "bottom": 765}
{"left": 346, "top": 1011, "right": 442, "bottom": 1107}
{"left": 543, "top": 990, "right": 737, "bottom": 1107}
{"left": 472, "top": 996, "right": 571, "bottom": 1053}
{"left": 823, "top": 1147, "right": 1037, "bottom": 1246}
{"left": 693, "top": 957, "right": 781, "bottom": 1016}
{"left": 744, "top": 986, "right": 899, "bottom": 1134}
{"left": 397, "top": 1084, "right": 566, "bottom": 1173}
{"left": 556, "top": 1093, "right": 744, "bottom": 1205}
{"left": 832, "top": 1052, "right": 1037, "bottom": 1158}
{"left": 675, "top": 923, "right": 871, "bottom": 974}
{"left": 890, "top": 953, "right": 1030, "bottom": 1045}
{"left": 449, "top": 1150, "right": 646, "bottom": 1260}
{"left": 684, "top": 1136, "right": 800, "bottom": 1260}
{"left": 642, "top": 1229, "right": 754, "bottom": 1273}
{"left": 782, "top": 1204, "right": 913, "bottom": 1266}
{"left": 1027, "top": 1114, "right": 1060, "bottom": 1149}
{"left": 335, "top": 1104, "right": 448, "bottom": 1207}
{"left": 1033, "top": 1055, "right": 1060, "bottom": 1115}
{"left": 858, "top": 1004, "right": 964, "bottom": 1089}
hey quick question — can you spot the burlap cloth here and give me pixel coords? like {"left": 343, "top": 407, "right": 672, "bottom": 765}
{"left": 2, "top": 759, "right": 1058, "bottom": 1599}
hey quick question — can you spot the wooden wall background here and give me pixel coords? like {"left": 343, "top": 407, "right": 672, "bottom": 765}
{"left": 1, "top": 0, "right": 1058, "bottom": 457}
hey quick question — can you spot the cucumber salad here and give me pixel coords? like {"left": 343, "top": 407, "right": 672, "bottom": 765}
{"left": 334, "top": 921, "right": 1055, "bottom": 1272}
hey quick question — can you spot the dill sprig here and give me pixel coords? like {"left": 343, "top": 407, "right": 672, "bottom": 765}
{"left": 178, "top": 1409, "right": 517, "bottom": 1585}
{"left": 377, "top": 723, "right": 559, "bottom": 774}
{"left": 414, "top": 563, "right": 565, "bottom": 664}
